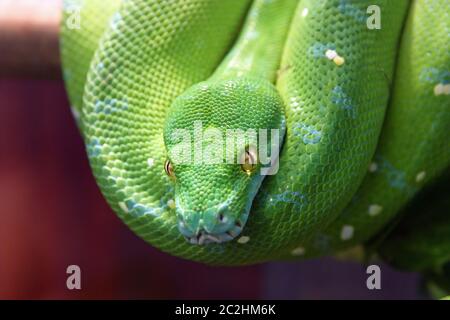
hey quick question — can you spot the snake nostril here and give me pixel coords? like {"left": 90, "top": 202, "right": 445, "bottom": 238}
{"left": 217, "top": 205, "right": 231, "bottom": 224}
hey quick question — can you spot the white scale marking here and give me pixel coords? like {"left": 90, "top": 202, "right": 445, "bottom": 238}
{"left": 237, "top": 236, "right": 250, "bottom": 244}
{"left": 118, "top": 202, "right": 128, "bottom": 213}
{"left": 302, "top": 8, "right": 309, "bottom": 17}
{"left": 368, "top": 204, "right": 383, "bottom": 217}
{"left": 434, "top": 83, "right": 450, "bottom": 96}
{"left": 291, "top": 246, "right": 305, "bottom": 256}
{"left": 167, "top": 199, "right": 176, "bottom": 209}
{"left": 416, "top": 171, "right": 426, "bottom": 183}
{"left": 340, "top": 225, "right": 354, "bottom": 241}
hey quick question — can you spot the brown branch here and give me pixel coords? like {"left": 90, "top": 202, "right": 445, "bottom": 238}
{"left": 0, "top": 0, "right": 62, "bottom": 78}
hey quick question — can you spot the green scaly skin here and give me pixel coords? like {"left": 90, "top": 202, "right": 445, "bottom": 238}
{"left": 163, "top": 0, "right": 294, "bottom": 244}
{"left": 61, "top": 0, "right": 122, "bottom": 120}
{"left": 297, "top": 0, "right": 450, "bottom": 260}
{"left": 61, "top": 0, "right": 449, "bottom": 273}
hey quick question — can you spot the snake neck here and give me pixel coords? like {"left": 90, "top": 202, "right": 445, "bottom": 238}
{"left": 211, "top": 0, "right": 298, "bottom": 82}
{"left": 163, "top": 0, "right": 296, "bottom": 244}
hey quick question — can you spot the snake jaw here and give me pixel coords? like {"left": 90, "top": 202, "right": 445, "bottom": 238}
{"left": 174, "top": 168, "right": 261, "bottom": 245}
{"left": 178, "top": 210, "right": 248, "bottom": 245}
{"left": 185, "top": 220, "right": 244, "bottom": 245}
{"left": 175, "top": 185, "right": 252, "bottom": 245}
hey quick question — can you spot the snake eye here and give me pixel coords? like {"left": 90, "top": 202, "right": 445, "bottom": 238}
{"left": 164, "top": 160, "right": 175, "bottom": 179}
{"left": 240, "top": 146, "right": 258, "bottom": 175}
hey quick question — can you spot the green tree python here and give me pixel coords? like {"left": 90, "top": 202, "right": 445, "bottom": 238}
{"left": 60, "top": 0, "right": 449, "bottom": 292}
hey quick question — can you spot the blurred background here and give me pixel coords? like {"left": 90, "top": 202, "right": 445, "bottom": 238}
{"left": 0, "top": 0, "right": 424, "bottom": 299}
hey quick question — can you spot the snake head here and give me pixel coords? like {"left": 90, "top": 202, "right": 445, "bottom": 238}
{"left": 163, "top": 77, "right": 285, "bottom": 245}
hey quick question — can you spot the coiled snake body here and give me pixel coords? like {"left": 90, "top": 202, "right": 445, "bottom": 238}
{"left": 61, "top": 0, "right": 449, "bottom": 289}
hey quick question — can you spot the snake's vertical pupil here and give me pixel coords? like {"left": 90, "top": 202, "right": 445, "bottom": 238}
{"left": 165, "top": 160, "right": 175, "bottom": 178}
{"left": 241, "top": 147, "right": 257, "bottom": 174}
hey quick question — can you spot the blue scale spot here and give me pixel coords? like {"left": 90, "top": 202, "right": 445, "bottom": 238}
{"left": 293, "top": 123, "right": 322, "bottom": 145}
{"left": 338, "top": 0, "right": 367, "bottom": 23}
{"left": 375, "top": 155, "right": 416, "bottom": 196}
{"left": 86, "top": 138, "right": 102, "bottom": 158}
{"left": 419, "top": 67, "right": 450, "bottom": 84}
{"left": 375, "top": 155, "right": 407, "bottom": 190}
{"left": 308, "top": 43, "right": 336, "bottom": 59}
{"left": 63, "top": 69, "right": 72, "bottom": 81}
{"left": 124, "top": 200, "right": 159, "bottom": 217}
{"left": 94, "top": 98, "right": 129, "bottom": 115}
{"left": 332, "top": 86, "right": 356, "bottom": 118}
{"left": 267, "top": 191, "right": 307, "bottom": 210}
{"left": 96, "top": 62, "right": 105, "bottom": 71}
{"left": 110, "top": 12, "right": 122, "bottom": 31}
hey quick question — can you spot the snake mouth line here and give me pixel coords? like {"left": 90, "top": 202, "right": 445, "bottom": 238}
{"left": 185, "top": 220, "right": 243, "bottom": 245}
